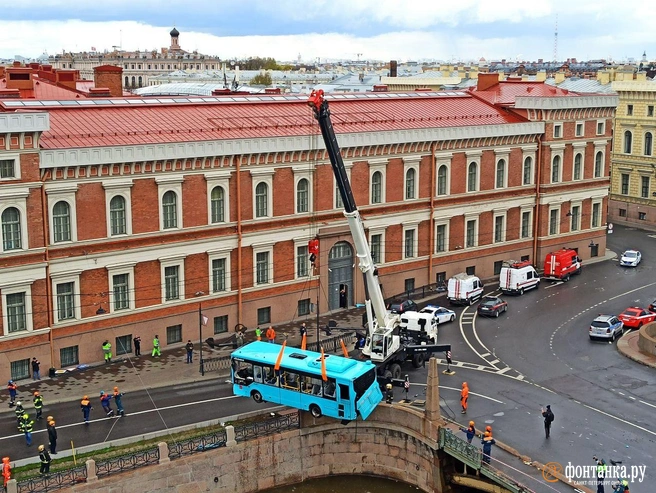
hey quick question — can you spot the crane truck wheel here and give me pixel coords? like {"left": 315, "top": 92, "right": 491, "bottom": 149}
{"left": 412, "top": 353, "right": 425, "bottom": 368}
{"left": 390, "top": 363, "right": 402, "bottom": 380}
{"left": 309, "top": 404, "right": 322, "bottom": 418}
{"left": 251, "top": 390, "right": 263, "bottom": 403}
{"left": 383, "top": 370, "right": 393, "bottom": 380}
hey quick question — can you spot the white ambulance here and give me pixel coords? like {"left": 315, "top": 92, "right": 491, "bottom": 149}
{"left": 447, "top": 273, "right": 484, "bottom": 305}
{"left": 499, "top": 260, "right": 540, "bottom": 295}
{"left": 399, "top": 312, "right": 439, "bottom": 344}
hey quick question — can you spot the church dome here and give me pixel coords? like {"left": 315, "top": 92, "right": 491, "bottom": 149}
{"left": 170, "top": 27, "right": 179, "bottom": 37}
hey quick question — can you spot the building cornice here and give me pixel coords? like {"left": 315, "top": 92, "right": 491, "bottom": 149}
{"left": 0, "top": 112, "right": 50, "bottom": 134}
{"left": 515, "top": 95, "right": 618, "bottom": 110}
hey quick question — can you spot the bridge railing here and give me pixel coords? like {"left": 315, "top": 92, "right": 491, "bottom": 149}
{"left": 438, "top": 427, "right": 482, "bottom": 469}
{"left": 16, "top": 466, "right": 87, "bottom": 493}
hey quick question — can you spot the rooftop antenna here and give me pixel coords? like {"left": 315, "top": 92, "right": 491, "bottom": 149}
{"left": 553, "top": 14, "right": 558, "bottom": 63}
{"left": 120, "top": 29, "right": 123, "bottom": 50}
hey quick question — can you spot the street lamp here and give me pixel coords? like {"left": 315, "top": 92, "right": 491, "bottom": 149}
{"left": 195, "top": 291, "right": 206, "bottom": 376}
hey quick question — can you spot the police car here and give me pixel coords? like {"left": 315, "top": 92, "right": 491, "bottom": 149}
{"left": 619, "top": 249, "right": 641, "bottom": 267}
{"left": 589, "top": 315, "right": 623, "bottom": 341}
{"left": 419, "top": 305, "right": 456, "bottom": 325}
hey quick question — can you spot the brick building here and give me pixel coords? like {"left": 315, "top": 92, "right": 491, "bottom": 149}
{"left": 0, "top": 73, "right": 616, "bottom": 380}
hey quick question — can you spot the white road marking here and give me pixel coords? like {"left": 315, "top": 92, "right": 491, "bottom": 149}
{"left": 640, "top": 400, "right": 656, "bottom": 409}
{"left": 497, "top": 367, "right": 511, "bottom": 374}
{"left": 582, "top": 403, "right": 656, "bottom": 437}
{"left": 458, "top": 307, "right": 495, "bottom": 367}
{"left": 545, "top": 282, "right": 563, "bottom": 289}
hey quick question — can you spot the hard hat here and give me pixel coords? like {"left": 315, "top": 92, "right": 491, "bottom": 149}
{"left": 16, "top": 401, "right": 22, "bottom": 406}
{"left": 46, "top": 416, "right": 53, "bottom": 422}
{"left": 49, "top": 420, "right": 55, "bottom": 426}
{"left": 469, "top": 421, "right": 475, "bottom": 427}
{"left": 113, "top": 386, "right": 119, "bottom": 391}
{"left": 100, "top": 390, "right": 105, "bottom": 395}
{"left": 8, "top": 380, "right": 13, "bottom": 384}
{"left": 33, "top": 391, "right": 39, "bottom": 396}
{"left": 462, "top": 382, "right": 468, "bottom": 387}
{"left": 2, "top": 457, "right": 9, "bottom": 463}
{"left": 38, "top": 445, "right": 44, "bottom": 451}
{"left": 486, "top": 425, "right": 492, "bottom": 432}
{"left": 83, "top": 395, "right": 88, "bottom": 400}
{"left": 386, "top": 383, "right": 392, "bottom": 389}
{"left": 484, "top": 431, "right": 491, "bottom": 437}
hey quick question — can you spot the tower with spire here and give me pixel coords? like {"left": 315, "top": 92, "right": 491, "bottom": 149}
{"left": 170, "top": 27, "right": 181, "bottom": 52}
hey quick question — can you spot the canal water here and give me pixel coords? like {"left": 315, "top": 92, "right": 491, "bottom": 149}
{"left": 262, "top": 475, "right": 480, "bottom": 492}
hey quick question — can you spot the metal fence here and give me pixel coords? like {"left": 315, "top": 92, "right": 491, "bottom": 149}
{"left": 168, "top": 429, "right": 228, "bottom": 459}
{"left": 95, "top": 447, "right": 160, "bottom": 478}
{"left": 385, "top": 282, "right": 446, "bottom": 305}
{"left": 307, "top": 332, "right": 356, "bottom": 353}
{"left": 234, "top": 411, "right": 300, "bottom": 443}
{"left": 438, "top": 427, "right": 482, "bottom": 470}
{"left": 201, "top": 354, "right": 231, "bottom": 373}
{"left": 17, "top": 465, "right": 87, "bottom": 493}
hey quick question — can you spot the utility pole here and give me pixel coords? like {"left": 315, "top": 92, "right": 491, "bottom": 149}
{"left": 198, "top": 303, "right": 204, "bottom": 376}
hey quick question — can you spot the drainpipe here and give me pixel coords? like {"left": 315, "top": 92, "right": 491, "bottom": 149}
{"left": 532, "top": 134, "right": 543, "bottom": 264}
{"left": 40, "top": 171, "right": 55, "bottom": 371}
{"left": 235, "top": 155, "right": 243, "bottom": 325}
{"left": 428, "top": 143, "right": 436, "bottom": 284}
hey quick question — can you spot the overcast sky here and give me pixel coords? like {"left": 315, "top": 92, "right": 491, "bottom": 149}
{"left": 1, "top": 0, "right": 653, "bottom": 63}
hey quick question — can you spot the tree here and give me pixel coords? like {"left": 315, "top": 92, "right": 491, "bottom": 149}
{"left": 251, "top": 73, "right": 272, "bottom": 86}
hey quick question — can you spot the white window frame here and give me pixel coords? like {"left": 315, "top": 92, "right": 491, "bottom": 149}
{"left": 0, "top": 153, "right": 20, "bottom": 181}
{"left": 368, "top": 227, "right": 386, "bottom": 264}
{"left": 623, "top": 130, "right": 633, "bottom": 154}
{"left": 159, "top": 256, "right": 186, "bottom": 303}
{"left": 369, "top": 158, "right": 387, "bottom": 205}
{"left": 435, "top": 162, "right": 451, "bottom": 196}
{"left": 464, "top": 214, "right": 479, "bottom": 249}
{"left": 46, "top": 183, "right": 79, "bottom": 244}
{"left": 434, "top": 219, "right": 450, "bottom": 254}
{"left": 572, "top": 144, "right": 586, "bottom": 181}
{"left": 155, "top": 175, "right": 184, "bottom": 231}
{"left": 252, "top": 243, "right": 274, "bottom": 286}
{"left": 293, "top": 239, "right": 312, "bottom": 279}
{"left": 103, "top": 179, "right": 133, "bottom": 237}
{"left": 334, "top": 162, "right": 353, "bottom": 210}
{"left": 550, "top": 145, "right": 565, "bottom": 184}
{"left": 107, "top": 263, "right": 136, "bottom": 313}
{"left": 553, "top": 123, "right": 563, "bottom": 139}
{"left": 493, "top": 211, "right": 507, "bottom": 243}
{"left": 51, "top": 271, "right": 82, "bottom": 324}
{"left": 596, "top": 120, "right": 605, "bottom": 136}
{"left": 0, "top": 186, "right": 29, "bottom": 253}
{"left": 494, "top": 149, "right": 510, "bottom": 189}
{"left": 402, "top": 224, "right": 418, "bottom": 259}
{"left": 205, "top": 171, "right": 232, "bottom": 224}
{"left": 1, "top": 281, "right": 34, "bottom": 335}
{"left": 250, "top": 168, "right": 274, "bottom": 219}
{"left": 591, "top": 200, "right": 602, "bottom": 228}
{"left": 548, "top": 206, "right": 560, "bottom": 236}
{"left": 521, "top": 147, "right": 537, "bottom": 186}
{"left": 570, "top": 202, "right": 582, "bottom": 231}
{"left": 465, "top": 150, "right": 481, "bottom": 192}
{"left": 403, "top": 162, "right": 419, "bottom": 201}
{"left": 292, "top": 166, "right": 313, "bottom": 214}
{"left": 593, "top": 144, "right": 606, "bottom": 178}
{"left": 208, "top": 249, "right": 232, "bottom": 293}
{"left": 520, "top": 207, "right": 533, "bottom": 239}
{"left": 575, "top": 121, "right": 584, "bottom": 137}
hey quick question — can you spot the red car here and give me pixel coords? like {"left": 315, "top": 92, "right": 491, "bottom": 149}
{"left": 618, "top": 307, "right": 656, "bottom": 329}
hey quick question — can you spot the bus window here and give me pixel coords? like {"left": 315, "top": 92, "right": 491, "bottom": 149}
{"left": 339, "top": 384, "right": 350, "bottom": 400}
{"left": 301, "top": 375, "right": 314, "bottom": 394}
{"left": 253, "top": 365, "right": 263, "bottom": 383}
{"left": 264, "top": 367, "right": 278, "bottom": 385}
{"left": 323, "top": 379, "right": 336, "bottom": 399}
{"left": 233, "top": 360, "right": 254, "bottom": 385}
{"left": 281, "top": 371, "right": 300, "bottom": 391}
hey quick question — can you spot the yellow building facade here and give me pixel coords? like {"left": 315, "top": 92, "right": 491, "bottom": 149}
{"left": 609, "top": 81, "right": 656, "bottom": 227}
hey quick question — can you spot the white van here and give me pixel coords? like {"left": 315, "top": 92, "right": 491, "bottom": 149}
{"left": 447, "top": 273, "right": 484, "bottom": 305}
{"left": 499, "top": 260, "right": 539, "bottom": 295}
{"left": 399, "top": 312, "right": 439, "bottom": 344}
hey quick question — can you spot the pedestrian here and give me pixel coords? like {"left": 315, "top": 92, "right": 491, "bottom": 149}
{"left": 133, "top": 336, "right": 142, "bottom": 356}
{"left": 2, "top": 457, "right": 11, "bottom": 490}
{"left": 541, "top": 405, "right": 554, "bottom": 439}
{"left": 266, "top": 326, "right": 276, "bottom": 343}
{"left": 481, "top": 431, "right": 496, "bottom": 464}
{"left": 484, "top": 425, "right": 493, "bottom": 438}
{"left": 102, "top": 340, "right": 112, "bottom": 363}
{"left": 38, "top": 445, "right": 51, "bottom": 475}
{"left": 7, "top": 380, "right": 17, "bottom": 407}
{"left": 100, "top": 390, "right": 114, "bottom": 416}
{"left": 185, "top": 340, "right": 194, "bottom": 364}
{"left": 80, "top": 395, "right": 92, "bottom": 424}
{"left": 19, "top": 413, "right": 34, "bottom": 446}
{"left": 460, "top": 382, "right": 469, "bottom": 414}
{"left": 14, "top": 401, "right": 25, "bottom": 428}
{"left": 255, "top": 327, "right": 262, "bottom": 341}
{"left": 300, "top": 322, "right": 307, "bottom": 339}
{"left": 236, "top": 330, "right": 245, "bottom": 347}
{"left": 113, "top": 386, "right": 125, "bottom": 416}
{"left": 47, "top": 418, "right": 57, "bottom": 454}
{"left": 595, "top": 457, "right": 607, "bottom": 493}
{"left": 33, "top": 391, "right": 43, "bottom": 421}
{"left": 152, "top": 335, "right": 161, "bottom": 357}
{"left": 385, "top": 383, "right": 394, "bottom": 404}
{"left": 31, "top": 357, "right": 41, "bottom": 380}
{"left": 459, "top": 421, "right": 476, "bottom": 444}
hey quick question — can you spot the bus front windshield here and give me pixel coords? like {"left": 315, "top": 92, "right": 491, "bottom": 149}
{"left": 353, "top": 367, "right": 376, "bottom": 401}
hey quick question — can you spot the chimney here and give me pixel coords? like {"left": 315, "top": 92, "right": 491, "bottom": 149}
{"left": 636, "top": 72, "right": 647, "bottom": 81}
{"left": 389, "top": 60, "right": 397, "bottom": 77}
{"left": 93, "top": 65, "right": 123, "bottom": 97}
{"left": 0, "top": 89, "right": 21, "bottom": 99}
{"left": 5, "top": 67, "right": 34, "bottom": 90}
{"left": 554, "top": 71, "right": 566, "bottom": 84}
{"left": 597, "top": 71, "right": 610, "bottom": 85}
{"left": 87, "top": 87, "right": 112, "bottom": 97}
{"left": 535, "top": 70, "right": 547, "bottom": 82}
{"left": 477, "top": 72, "right": 500, "bottom": 91}
{"left": 12, "top": 61, "right": 21, "bottom": 67}
{"left": 55, "top": 69, "right": 78, "bottom": 90}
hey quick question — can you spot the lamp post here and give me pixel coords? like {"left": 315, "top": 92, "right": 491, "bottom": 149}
{"left": 195, "top": 291, "right": 205, "bottom": 376}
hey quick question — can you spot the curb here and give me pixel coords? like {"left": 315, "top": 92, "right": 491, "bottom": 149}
{"left": 616, "top": 331, "right": 656, "bottom": 369}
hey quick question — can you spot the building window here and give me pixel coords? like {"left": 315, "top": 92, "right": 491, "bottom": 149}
{"left": 571, "top": 205, "right": 580, "bottom": 231}
{"left": 257, "top": 307, "right": 271, "bottom": 325}
{"left": 56, "top": 282, "right": 75, "bottom": 320}
{"left": 214, "top": 315, "right": 228, "bottom": 334}
{"left": 256, "top": 251, "right": 270, "bottom": 284}
{"left": 592, "top": 203, "right": 601, "bottom": 228}
{"left": 549, "top": 209, "right": 559, "bottom": 235}
{"left": 575, "top": 122, "right": 584, "bottom": 137}
{"left": 297, "top": 245, "right": 309, "bottom": 278}
{"left": 405, "top": 168, "right": 416, "bottom": 200}
{"left": 494, "top": 215, "right": 504, "bottom": 243}
{"left": 573, "top": 154, "right": 582, "bottom": 181}
{"left": 371, "top": 171, "right": 383, "bottom": 204}
{"left": 551, "top": 156, "right": 561, "bottom": 183}
{"left": 6, "top": 292, "right": 26, "bottom": 333}
{"left": 627, "top": 104, "right": 633, "bottom": 116}
{"left": 166, "top": 324, "right": 182, "bottom": 344}
{"left": 10, "top": 359, "right": 30, "bottom": 381}
{"left": 404, "top": 278, "right": 415, "bottom": 294}
{"left": 437, "top": 165, "right": 448, "bottom": 195}
{"left": 255, "top": 182, "right": 268, "bottom": 217}
{"left": 521, "top": 211, "right": 531, "bottom": 239}
{"left": 648, "top": 105, "right": 654, "bottom": 117}
{"left": 162, "top": 191, "right": 178, "bottom": 229}
{"left": 404, "top": 228, "right": 416, "bottom": 258}
{"left": 164, "top": 265, "right": 180, "bottom": 300}
{"left": 335, "top": 181, "right": 343, "bottom": 209}
{"left": 619, "top": 208, "right": 627, "bottom": 217}
{"left": 494, "top": 260, "right": 503, "bottom": 276}
{"left": 642, "top": 176, "right": 650, "bottom": 198}
{"left": 466, "top": 266, "right": 476, "bottom": 276}
{"left": 370, "top": 233, "right": 382, "bottom": 264}
{"left": 594, "top": 151, "right": 603, "bottom": 178}
{"left": 53, "top": 200, "right": 72, "bottom": 242}
{"left": 60, "top": 346, "right": 79, "bottom": 367}
{"left": 108, "top": 196, "right": 127, "bottom": 235}
{"left": 523, "top": 157, "right": 532, "bottom": 185}
{"left": 639, "top": 212, "right": 647, "bottom": 221}
{"left": 212, "top": 258, "right": 227, "bottom": 292}
{"left": 645, "top": 132, "right": 653, "bottom": 156}
{"left": 495, "top": 159, "right": 506, "bottom": 189}
{"left": 298, "top": 298, "right": 311, "bottom": 316}
{"left": 211, "top": 186, "right": 225, "bottom": 223}
{"left": 296, "top": 178, "right": 309, "bottom": 213}
{"left": 115, "top": 335, "right": 132, "bottom": 355}
{"left": 436, "top": 224, "right": 447, "bottom": 253}
{"left": 624, "top": 130, "right": 633, "bottom": 154}
{"left": 1, "top": 207, "right": 21, "bottom": 250}
{"left": 436, "top": 271, "right": 446, "bottom": 285}
{"left": 467, "top": 162, "right": 478, "bottom": 192}
{"left": 0, "top": 159, "right": 15, "bottom": 178}
{"left": 553, "top": 124, "right": 562, "bottom": 138}
{"left": 621, "top": 174, "right": 629, "bottom": 195}
{"left": 112, "top": 273, "right": 130, "bottom": 310}
{"left": 597, "top": 121, "right": 605, "bottom": 135}
{"left": 466, "top": 219, "right": 476, "bottom": 248}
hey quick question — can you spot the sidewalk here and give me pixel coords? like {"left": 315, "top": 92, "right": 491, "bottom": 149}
{"left": 617, "top": 330, "right": 656, "bottom": 368}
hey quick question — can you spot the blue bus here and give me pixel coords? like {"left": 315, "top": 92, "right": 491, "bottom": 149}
{"left": 231, "top": 341, "right": 383, "bottom": 420}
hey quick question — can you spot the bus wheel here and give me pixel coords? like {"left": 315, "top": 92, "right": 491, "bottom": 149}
{"left": 412, "top": 353, "right": 425, "bottom": 368}
{"left": 309, "top": 404, "right": 322, "bottom": 418}
{"left": 390, "top": 363, "right": 402, "bottom": 380}
{"left": 251, "top": 390, "right": 263, "bottom": 403}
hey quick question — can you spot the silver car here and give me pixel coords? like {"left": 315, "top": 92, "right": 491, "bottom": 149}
{"left": 589, "top": 315, "right": 623, "bottom": 341}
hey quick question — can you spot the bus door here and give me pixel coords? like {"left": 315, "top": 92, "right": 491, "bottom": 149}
{"left": 255, "top": 365, "right": 280, "bottom": 403}
{"left": 279, "top": 370, "right": 302, "bottom": 408}
{"left": 337, "top": 383, "right": 351, "bottom": 419}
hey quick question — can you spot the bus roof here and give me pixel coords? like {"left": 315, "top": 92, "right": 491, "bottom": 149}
{"left": 231, "top": 341, "right": 373, "bottom": 379}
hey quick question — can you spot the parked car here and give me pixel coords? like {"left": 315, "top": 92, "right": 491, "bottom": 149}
{"left": 387, "top": 299, "right": 419, "bottom": 314}
{"left": 589, "top": 315, "right": 623, "bottom": 341}
{"left": 619, "top": 250, "right": 641, "bottom": 267}
{"left": 419, "top": 305, "right": 456, "bottom": 324}
{"left": 477, "top": 296, "right": 508, "bottom": 318}
{"left": 618, "top": 307, "right": 656, "bottom": 329}
{"left": 648, "top": 300, "right": 656, "bottom": 313}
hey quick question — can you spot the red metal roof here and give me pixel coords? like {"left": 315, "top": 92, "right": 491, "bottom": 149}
{"left": 0, "top": 76, "right": 85, "bottom": 100}
{"left": 36, "top": 92, "right": 528, "bottom": 149}
{"left": 471, "top": 80, "right": 576, "bottom": 105}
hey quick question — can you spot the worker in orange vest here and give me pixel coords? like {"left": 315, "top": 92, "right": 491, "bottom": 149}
{"left": 2, "top": 456, "right": 11, "bottom": 489}
{"left": 460, "top": 382, "right": 469, "bottom": 414}
{"left": 266, "top": 326, "right": 276, "bottom": 343}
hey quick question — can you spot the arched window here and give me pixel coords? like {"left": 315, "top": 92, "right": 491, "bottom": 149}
{"left": 109, "top": 195, "right": 126, "bottom": 235}
{"left": 645, "top": 132, "right": 653, "bottom": 156}
{"left": 255, "top": 182, "right": 268, "bottom": 217}
{"left": 437, "top": 165, "right": 448, "bottom": 195}
{"left": 1, "top": 207, "right": 21, "bottom": 250}
{"left": 573, "top": 154, "right": 582, "bottom": 181}
{"left": 551, "top": 155, "right": 561, "bottom": 183}
{"left": 624, "top": 130, "right": 633, "bottom": 154}
{"left": 467, "top": 162, "right": 478, "bottom": 192}
{"left": 296, "top": 178, "right": 309, "bottom": 213}
{"left": 137, "top": 76, "right": 143, "bottom": 88}
{"left": 162, "top": 190, "right": 177, "bottom": 229}
{"left": 371, "top": 171, "right": 382, "bottom": 204}
{"left": 594, "top": 151, "right": 603, "bottom": 178}
{"left": 523, "top": 156, "right": 532, "bottom": 185}
{"left": 53, "top": 201, "right": 71, "bottom": 242}
{"left": 495, "top": 159, "right": 506, "bottom": 188}
{"left": 131, "top": 76, "right": 136, "bottom": 88}
{"left": 405, "top": 168, "right": 416, "bottom": 199}
{"left": 211, "top": 186, "right": 225, "bottom": 223}
{"left": 124, "top": 76, "right": 129, "bottom": 87}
